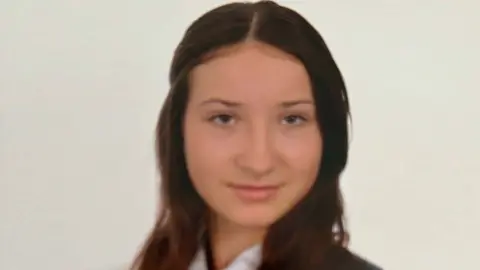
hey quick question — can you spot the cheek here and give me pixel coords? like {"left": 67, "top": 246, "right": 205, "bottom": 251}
{"left": 285, "top": 153, "right": 322, "bottom": 213}
{"left": 185, "top": 127, "right": 232, "bottom": 167}
{"left": 278, "top": 131, "right": 322, "bottom": 207}
{"left": 281, "top": 128, "right": 323, "bottom": 177}
{"left": 183, "top": 119, "right": 232, "bottom": 194}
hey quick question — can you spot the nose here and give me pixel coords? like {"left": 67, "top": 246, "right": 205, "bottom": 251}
{"left": 236, "top": 124, "right": 275, "bottom": 179}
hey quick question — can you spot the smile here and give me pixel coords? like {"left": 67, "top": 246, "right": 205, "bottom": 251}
{"left": 227, "top": 183, "right": 282, "bottom": 202}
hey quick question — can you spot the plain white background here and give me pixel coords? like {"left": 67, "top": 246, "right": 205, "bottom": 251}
{"left": 1, "top": 1, "right": 479, "bottom": 269}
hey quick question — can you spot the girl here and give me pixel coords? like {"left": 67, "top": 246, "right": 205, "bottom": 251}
{"left": 131, "top": 1, "right": 382, "bottom": 269}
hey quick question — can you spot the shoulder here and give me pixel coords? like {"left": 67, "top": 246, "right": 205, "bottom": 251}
{"left": 324, "top": 247, "right": 383, "bottom": 270}
{"left": 339, "top": 252, "right": 382, "bottom": 270}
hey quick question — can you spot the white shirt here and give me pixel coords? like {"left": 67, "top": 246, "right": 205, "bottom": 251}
{"left": 189, "top": 245, "right": 262, "bottom": 270}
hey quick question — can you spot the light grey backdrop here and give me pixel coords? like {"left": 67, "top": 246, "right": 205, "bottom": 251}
{"left": 1, "top": 1, "right": 479, "bottom": 269}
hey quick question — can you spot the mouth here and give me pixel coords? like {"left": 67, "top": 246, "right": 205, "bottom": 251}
{"left": 227, "top": 183, "right": 282, "bottom": 202}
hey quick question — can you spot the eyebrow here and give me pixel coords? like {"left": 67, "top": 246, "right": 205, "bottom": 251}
{"left": 280, "top": 99, "right": 314, "bottom": 107}
{"left": 199, "top": 98, "right": 314, "bottom": 108}
{"left": 200, "top": 98, "right": 242, "bottom": 107}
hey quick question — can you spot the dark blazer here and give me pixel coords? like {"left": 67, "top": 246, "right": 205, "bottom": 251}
{"left": 329, "top": 248, "right": 382, "bottom": 270}
{"left": 119, "top": 247, "right": 382, "bottom": 270}
{"left": 340, "top": 254, "right": 382, "bottom": 270}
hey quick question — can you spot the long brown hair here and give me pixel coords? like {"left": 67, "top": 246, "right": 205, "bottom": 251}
{"left": 131, "top": 1, "right": 351, "bottom": 269}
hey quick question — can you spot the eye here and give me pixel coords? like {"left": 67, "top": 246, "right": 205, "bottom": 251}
{"left": 209, "top": 114, "right": 235, "bottom": 125}
{"left": 282, "top": 115, "right": 307, "bottom": 125}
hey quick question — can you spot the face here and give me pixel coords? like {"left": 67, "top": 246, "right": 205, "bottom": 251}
{"left": 183, "top": 42, "right": 322, "bottom": 230}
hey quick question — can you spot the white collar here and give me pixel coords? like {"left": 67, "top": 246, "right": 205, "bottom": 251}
{"left": 189, "top": 244, "right": 262, "bottom": 270}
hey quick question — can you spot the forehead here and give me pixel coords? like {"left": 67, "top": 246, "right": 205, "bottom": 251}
{"left": 189, "top": 42, "right": 312, "bottom": 102}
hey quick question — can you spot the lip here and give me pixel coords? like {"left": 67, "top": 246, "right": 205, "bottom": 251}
{"left": 227, "top": 183, "right": 281, "bottom": 202}
{"left": 228, "top": 183, "right": 280, "bottom": 189}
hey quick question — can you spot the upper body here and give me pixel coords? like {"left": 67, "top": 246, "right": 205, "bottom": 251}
{"left": 130, "top": 1, "right": 382, "bottom": 270}
{"left": 189, "top": 245, "right": 382, "bottom": 270}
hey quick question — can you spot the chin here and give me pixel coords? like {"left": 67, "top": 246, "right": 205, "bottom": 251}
{"left": 228, "top": 208, "right": 282, "bottom": 228}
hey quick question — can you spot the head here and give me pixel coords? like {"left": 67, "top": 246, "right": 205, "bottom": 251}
{"left": 133, "top": 1, "right": 350, "bottom": 269}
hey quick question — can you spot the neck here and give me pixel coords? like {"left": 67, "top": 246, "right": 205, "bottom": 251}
{"left": 208, "top": 215, "right": 266, "bottom": 269}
